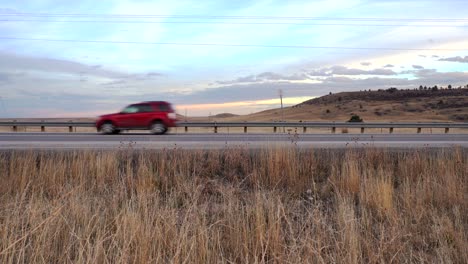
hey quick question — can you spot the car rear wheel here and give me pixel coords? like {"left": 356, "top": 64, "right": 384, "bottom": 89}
{"left": 100, "top": 122, "right": 115, "bottom": 135}
{"left": 150, "top": 121, "right": 167, "bottom": 135}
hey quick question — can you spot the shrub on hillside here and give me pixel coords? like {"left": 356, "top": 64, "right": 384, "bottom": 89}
{"left": 348, "top": 114, "right": 363, "bottom": 122}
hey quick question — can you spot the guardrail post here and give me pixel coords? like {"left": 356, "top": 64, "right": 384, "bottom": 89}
{"left": 244, "top": 126, "right": 247, "bottom": 133}
{"left": 332, "top": 127, "right": 336, "bottom": 134}
{"left": 361, "top": 127, "right": 365, "bottom": 133}
{"left": 40, "top": 120, "right": 45, "bottom": 132}
{"left": 185, "top": 126, "right": 188, "bottom": 133}
{"left": 13, "top": 125, "right": 17, "bottom": 132}
{"left": 417, "top": 127, "right": 421, "bottom": 133}
{"left": 445, "top": 127, "right": 449, "bottom": 134}
{"left": 389, "top": 127, "right": 394, "bottom": 134}
{"left": 273, "top": 127, "right": 277, "bottom": 133}
{"left": 214, "top": 126, "right": 218, "bottom": 133}
{"left": 303, "top": 127, "right": 307, "bottom": 133}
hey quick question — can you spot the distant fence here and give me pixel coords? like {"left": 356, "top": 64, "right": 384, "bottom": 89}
{"left": 1, "top": 121, "right": 467, "bottom": 133}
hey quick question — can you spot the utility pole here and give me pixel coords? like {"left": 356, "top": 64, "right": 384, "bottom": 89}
{"left": 279, "top": 89, "right": 284, "bottom": 132}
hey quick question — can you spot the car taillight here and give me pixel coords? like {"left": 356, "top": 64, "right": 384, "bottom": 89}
{"left": 168, "top": 113, "right": 177, "bottom": 119}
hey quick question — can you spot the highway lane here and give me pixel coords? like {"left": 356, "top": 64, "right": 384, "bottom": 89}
{"left": 0, "top": 132, "right": 467, "bottom": 149}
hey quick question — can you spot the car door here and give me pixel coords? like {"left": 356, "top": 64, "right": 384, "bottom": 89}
{"left": 115, "top": 105, "right": 139, "bottom": 128}
{"left": 130, "top": 104, "right": 154, "bottom": 128}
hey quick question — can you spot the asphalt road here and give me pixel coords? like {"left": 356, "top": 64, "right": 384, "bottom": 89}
{"left": 0, "top": 132, "right": 467, "bottom": 149}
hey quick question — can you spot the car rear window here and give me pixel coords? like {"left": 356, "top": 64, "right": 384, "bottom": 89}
{"left": 137, "top": 104, "right": 154, "bottom": 112}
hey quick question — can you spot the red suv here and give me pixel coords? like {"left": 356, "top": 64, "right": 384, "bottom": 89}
{"left": 96, "top": 101, "right": 177, "bottom": 134}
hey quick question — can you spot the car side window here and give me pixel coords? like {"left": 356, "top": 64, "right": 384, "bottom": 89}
{"left": 136, "top": 104, "right": 154, "bottom": 113}
{"left": 121, "top": 105, "right": 139, "bottom": 114}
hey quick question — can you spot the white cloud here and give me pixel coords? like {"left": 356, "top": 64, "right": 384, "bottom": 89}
{"left": 439, "top": 56, "right": 468, "bottom": 63}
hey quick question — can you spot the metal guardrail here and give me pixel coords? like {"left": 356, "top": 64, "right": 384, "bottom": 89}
{"left": 179, "top": 122, "right": 468, "bottom": 128}
{"left": 0, "top": 121, "right": 95, "bottom": 127}
{"left": 179, "top": 121, "right": 468, "bottom": 133}
{"left": 0, "top": 121, "right": 95, "bottom": 133}
{"left": 1, "top": 121, "right": 467, "bottom": 133}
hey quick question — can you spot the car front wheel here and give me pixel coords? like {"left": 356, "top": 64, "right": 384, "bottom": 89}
{"left": 100, "top": 122, "right": 115, "bottom": 134}
{"left": 150, "top": 121, "right": 167, "bottom": 135}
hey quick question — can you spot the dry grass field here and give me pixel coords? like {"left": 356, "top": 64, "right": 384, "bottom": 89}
{"left": 0, "top": 147, "right": 466, "bottom": 263}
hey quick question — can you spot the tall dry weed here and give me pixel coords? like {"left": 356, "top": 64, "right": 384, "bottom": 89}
{"left": 0, "top": 147, "right": 466, "bottom": 263}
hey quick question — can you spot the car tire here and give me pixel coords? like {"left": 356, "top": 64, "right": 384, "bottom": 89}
{"left": 100, "top": 122, "right": 116, "bottom": 135}
{"left": 150, "top": 121, "right": 167, "bottom": 135}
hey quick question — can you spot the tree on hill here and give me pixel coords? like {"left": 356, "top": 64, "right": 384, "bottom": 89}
{"left": 386, "top": 87, "right": 398, "bottom": 93}
{"left": 348, "top": 114, "right": 363, "bottom": 122}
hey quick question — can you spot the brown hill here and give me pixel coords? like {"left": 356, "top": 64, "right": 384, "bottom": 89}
{"left": 300, "top": 88, "right": 467, "bottom": 105}
{"left": 219, "top": 88, "right": 468, "bottom": 122}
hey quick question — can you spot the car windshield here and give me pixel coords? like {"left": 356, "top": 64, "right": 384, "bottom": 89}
{"left": 121, "top": 105, "right": 138, "bottom": 114}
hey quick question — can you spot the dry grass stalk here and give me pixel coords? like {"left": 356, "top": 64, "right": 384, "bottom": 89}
{"left": 0, "top": 147, "right": 466, "bottom": 263}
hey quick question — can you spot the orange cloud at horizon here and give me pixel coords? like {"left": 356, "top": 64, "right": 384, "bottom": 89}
{"left": 24, "top": 96, "right": 315, "bottom": 118}
{"left": 175, "top": 96, "right": 315, "bottom": 115}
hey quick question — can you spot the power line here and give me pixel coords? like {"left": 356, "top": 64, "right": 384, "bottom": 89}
{"left": 0, "top": 19, "right": 466, "bottom": 27}
{"left": 1, "top": 12, "right": 467, "bottom": 22}
{"left": 1, "top": 37, "right": 466, "bottom": 51}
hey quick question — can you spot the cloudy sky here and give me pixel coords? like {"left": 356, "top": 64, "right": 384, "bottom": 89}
{"left": 0, "top": 0, "right": 467, "bottom": 117}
